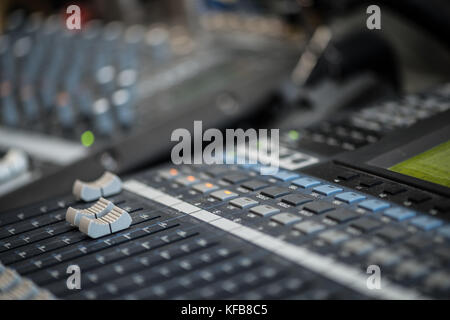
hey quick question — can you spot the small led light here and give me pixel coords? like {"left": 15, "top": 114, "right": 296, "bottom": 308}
{"left": 81, "top": 130, "right": 95, "bottom": 147}
{"left": 288, "top": 130, "right": 300, "bottom": 141}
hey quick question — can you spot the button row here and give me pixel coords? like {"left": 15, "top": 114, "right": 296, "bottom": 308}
{"left": 157, "top": 167, "right": 449, "bottom": 236}
{"left": 123, "top": 179, "right": 425, "bottom": 299}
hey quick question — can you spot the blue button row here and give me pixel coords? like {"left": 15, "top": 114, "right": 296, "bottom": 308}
{"left": 253, "top": 167, "right": 448, "bottom": 233}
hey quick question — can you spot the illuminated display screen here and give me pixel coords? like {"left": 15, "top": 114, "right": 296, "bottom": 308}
{"left": 389, "top": 140, "right": 450, "bottom": 188}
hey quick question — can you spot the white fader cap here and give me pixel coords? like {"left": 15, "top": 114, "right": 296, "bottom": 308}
{"left": 78, "top": 206, "right": 132, "bottom": 239}
{"left": 72, "top": 171, "right": 122, "bottom": 202}
{"left": 66, "top": 197, "right": 114, "bottom": 226}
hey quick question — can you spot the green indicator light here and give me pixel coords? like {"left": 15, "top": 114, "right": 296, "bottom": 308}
{"left": 81, "top": 130, "right": 95, "bottom": 147}
{"left": 288, "top": 130, "right": 300, "bottom": 141}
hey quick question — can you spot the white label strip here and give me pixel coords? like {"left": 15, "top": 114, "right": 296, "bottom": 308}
{"left": 124, "top": 179, "right": 425, "bottom": 300}
{"left": 0, "top": 128, "right": 88, "bottom": 165}
{"left": 236, "top": 144, "right": 319, "bottom": 171}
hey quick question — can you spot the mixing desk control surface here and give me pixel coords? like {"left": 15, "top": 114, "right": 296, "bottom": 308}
{"left": 0, "top": 160, "right": 449, "bottom": 299}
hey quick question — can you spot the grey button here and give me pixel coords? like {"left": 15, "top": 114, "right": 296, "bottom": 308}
{"left": 250, "top": 205, "right": 280, "bottom": 217}
{"left": 229, "top": 197, "right": 259, "bottom": 209}
{"left": 271, "top": 213, "right": 302, "bottom": 225}
{"left": 342, "top": 239, "right": 375, "bottom": 255}
{"left": 159, "top": 168, "right": 180, "bottom": 179}
{"left": 192, "top": 182, "right": 219, "bottom": 194}
{"left": 425, "top": 271, "right": 450, "bottom": 292}
{"left": 211, "top": 190, "right": 238, "bottom": 201}
{"left": 175, "top": 175, "right": 199, "bottom": 186}
{"left": 368, "top": 249, "right": 401, "bottom": 267}
{"left": 293, "top": 221, "right": 325, "bottom": 234}
{"left": 395, "top": 260, "right": 429, "bottom": 280}
{"left": 318, "top": 230, "right": 349, "bottom": 245}
{"left": 375, "top": 226, "right": 408, "bottom": 243}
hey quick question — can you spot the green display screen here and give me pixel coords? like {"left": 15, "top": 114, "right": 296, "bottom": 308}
{"left": 389, "top": 140, "right": 450, "bottom": 188}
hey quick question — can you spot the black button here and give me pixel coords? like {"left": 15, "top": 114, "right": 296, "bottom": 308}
{"left": 326, "top": 209, "right": 360, "bottom": 223}
{"left": 241, "top": 180, "right": 269, "bottom": 191}
{"left": 281, "top": 194, "right": 313, "bottom": 206}
{"left": 434, "top": 199, "right": 450, "bottom": 213}
{"left": 260, "top": 187, "right": 291, "bottom": 198}
{"left": 205, "top": 167, "right": 230, "bottom": 177}
{"left": 303, "top": 201, "right": 336, "bottom": 214}
{"left": 404, "top": 235, "right": 433, "bottom": 251}
{"left": 222, "top": 174, "right": 249, "bottom": 184}
{"left": 434, "top": 247, "right": 450, "bottom": 262}
{"left": 407, "top": 192, "right": 432, "bottom": 204}
{"left": 375, "top": 226, "right": 408, "bottom": 243}
{"left": 359, "top": 177, "right": 383, "bottom": 188}
{"left": 382, "top": 183, "right": 407, "bottom": 195}
{"left": 350, "top": 218, "right": 382, "bottom": 232}
{"left": 336, "top": 171, "right": 359, "bottom": 181}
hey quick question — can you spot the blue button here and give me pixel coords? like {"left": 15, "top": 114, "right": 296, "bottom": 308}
{"left": 438, "top": 225, "right": 450, "bottom": 238}
{"left": 313, "top": 185, "right": 343, "bottom": 196}
{"left": 249, "top": 164, "right": 274, "bottom": 173}
{"left": 292, "top": 177, "right": 321, "bottom": 188}
{"left": 271, "top": 170, "right": 300, "bottom": 181}
{"left": 335, "top": 192, "right": 366, "bottom": 204}
{"left": 239, "top": 162, "right": 258, "bottom": 169}
{"left": 383, "top": 208, "right": 416, "bottom": 221}
{"left": 358, "top": 199, "right": 390, "bottom": 212}
{"left": 410, "top": 216, "right": 443, "bottom": 231}
{"left": 249, "top": 164, "right": 261, "bottom": 171}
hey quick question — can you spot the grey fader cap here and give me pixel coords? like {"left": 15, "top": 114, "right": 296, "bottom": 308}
{"left": 72, "top": 171, "right": 122, "bottom": 202}
{"left": 66, "top": 197, "right": 114, "bottom": 226}
{"left": 78, "top": 205, "right": 132, "bottom": 238}
{"left": 79, "top": 216, "right": 111, "bottom": 239}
